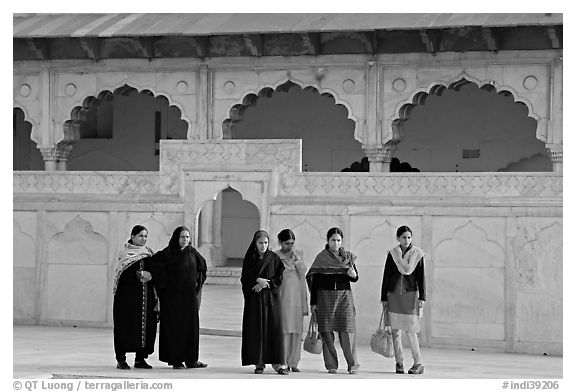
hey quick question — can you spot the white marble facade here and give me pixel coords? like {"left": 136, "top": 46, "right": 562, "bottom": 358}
{"left": 13, "top": 51, "right": 562, "bottom": 354}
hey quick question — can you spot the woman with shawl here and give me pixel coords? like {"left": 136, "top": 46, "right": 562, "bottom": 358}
{"left": 274, "top": 229, "right": 308, "bottom": 372}
{"left": 148, "top": 226, "right": 208, "bottom": 369}
{"left": 380, "top": 225, "right": 426, "bottom": 375}
{"left": 240, "top": 230, "right": 288, "bottom": 375}
{"left": 113, "top": 225, "right": 157, "bottom": 370}
{"left": 306, "top": 227, "right": 360, "bottom": 375}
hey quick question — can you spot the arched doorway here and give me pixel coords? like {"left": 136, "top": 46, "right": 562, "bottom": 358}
{"left": 392, "top": 81, "right": 552, "bottom": 172}
{"left": 65, "top": 85, "right": 188, "bottom": 171}
{"left": 223, "top": 81, "right": 364, "bottom": 172}
{"left": 197, "top": 187, "right": 260, "bottom": 268}
{"left": 13, "top": 108, "right": 43, "bottom": 170}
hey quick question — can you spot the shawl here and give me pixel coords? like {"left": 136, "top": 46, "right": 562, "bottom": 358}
{"left": 306, "top": 248, "right": 357, "bottom": 286}
{"left": 151, "top": 244, "right": 207, "bottom": 292}
{"left": 389, "top": 244, "right": 425, "bottom": 275}
{"left": 113, "top": 242, "right": 154, "bottom": 295}
{"left": 275, "top": 249, "right": 308, "bottom": 313}
{"left": 241, "top": 249, "right": 277, "bottom": 289}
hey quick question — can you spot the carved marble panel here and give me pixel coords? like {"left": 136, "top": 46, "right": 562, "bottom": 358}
{"left": 278, "top": 173, "right": 562, "bottom": 200}
{"left": 433, "top": 218, "right": 506, "bottom": 268}
{"left": 46, "top": 264, "right": 108, "bottom": 322}
{"left": 350, "top": 216, "right": 423, "bottom": 267}
{"left": 14, "top": 172, "right": 178, "bottom": 195}
{"left": 432, "top": 267, "right": 505, "bottom": 340}
{"left": 13, "top": 267, "right": 36, "bottom": 321}
{"left": 47, "top": 214, "right": 108, "bottom": 265}
{"left": 516, "top": 292, "right": 562, "bottom": 344}
{"left": 508, "top": 218, "right": 562, "bottom": 291}
{"left": 13, "top": 212, "right": 37, "bottom": 268}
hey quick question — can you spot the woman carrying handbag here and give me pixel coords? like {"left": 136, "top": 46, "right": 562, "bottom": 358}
{"left": 370, "top": 307, "right": 394, "bottom": 358}
{"left": 303, "top": 311, "right": 322, "bottom": 354}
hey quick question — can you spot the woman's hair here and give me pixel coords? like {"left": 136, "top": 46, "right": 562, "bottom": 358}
{"left": 325, "top": 227, "right": 344, "bottom": 250}
{"left": 396, "top": 225, "right": 413, "bottom": 237}
{"left": 277, "top": 228, "right": 295, "bottom": 243}
{"left": 128, "top": 225, "right": 148, "bottom": 244}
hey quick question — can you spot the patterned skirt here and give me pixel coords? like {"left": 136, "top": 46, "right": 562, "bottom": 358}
{"left": 316, "top": 290, "right": 356, "bottom": 333}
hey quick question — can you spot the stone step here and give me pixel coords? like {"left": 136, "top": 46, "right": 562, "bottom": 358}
{"left": 206, "top": 267, "right": 241, "bottom": 285}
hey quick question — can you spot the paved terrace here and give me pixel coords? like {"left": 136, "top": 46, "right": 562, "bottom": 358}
{"left": 14, "top": 285, "right": 562, "bottom": 380}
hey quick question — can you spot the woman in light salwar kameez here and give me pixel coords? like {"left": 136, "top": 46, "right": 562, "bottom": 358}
{"left": 380, "top": 225, "right": 426, "bottom": 375}
{"left": 273, "top": 229, "right": 308, "bottom": 372}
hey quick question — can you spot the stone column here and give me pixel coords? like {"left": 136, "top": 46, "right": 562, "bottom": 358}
{"left": 38, "top": 143, "right": 74, "bottom": 171}
{"left": 38, "top": 145, "right": 59, "bottom": 171}
{"left": 211, "top": 194, "right": 225, "bottom": 265}
{"left": 364, "top": 145, "right": 394, "bottom": 172}
{"left": 546, "top": 143, "right": 562, "bottom": 173}
{"left": 198, "top": 195, "right": 226, "bottom": 267}
{"left": 198, "top": 202, "right": 215, "bottom": 267}
{"left": 56, "top": 143, "right": 73, "bottom": 171}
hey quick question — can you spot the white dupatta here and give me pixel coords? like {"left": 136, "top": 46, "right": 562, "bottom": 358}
{"left": 389, "top": 245, "right": 425, "bottom": 275}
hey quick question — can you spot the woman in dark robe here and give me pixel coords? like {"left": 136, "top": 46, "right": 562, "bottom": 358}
{"left": 241, "top": 230, "right": 288, "bottom": 375}
{"left": 113, "top": 225, "right": 158, "bottom": 370}
{"left": 148, "top": 226, "right": 208, "bottom": 369}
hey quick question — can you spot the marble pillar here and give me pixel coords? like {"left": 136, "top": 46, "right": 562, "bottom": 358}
{"left": 364, "top": 144, "right": 394, "bottom": 172}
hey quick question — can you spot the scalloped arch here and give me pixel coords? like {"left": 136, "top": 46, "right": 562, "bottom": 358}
{"left": 61, "top": 82, "right": 192, "bottom": 143}
{"left": 13, "top": 106, "right": 40, "bottom": 145}
{"left": 222, "top": 78, "right": 360, "bottom": 142}
{"left": 433, "top": 219, "right": 504, "bottom": 256}
{"left": 389, "top": 74, "right": 543, "bottom": 145}
{"left": 195, "top": 185, "right": 261, "bottom": 245}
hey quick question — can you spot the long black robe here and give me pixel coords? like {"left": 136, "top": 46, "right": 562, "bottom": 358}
{"left": 113, "top": 257, "right": 157, "bottom": 358}
{"left": 241, "top": 248, "right": 285, "bottom": 366}
{"left": 149, "top": 245, "right": 207, "bottom": 364}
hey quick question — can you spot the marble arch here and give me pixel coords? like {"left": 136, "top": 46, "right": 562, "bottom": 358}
{"left": 64, "top": 84, "right": 187, "bottom": 143}
{"left": 218, "top": 78, "right": 363, "bottom": 144}
{"left": 387, "top": 75, "right": 542, "bottom": 146}
{"left": 53, "top": 76, "right": 195, "bottom": 146}
{"left": 13, "top": 106, "right": 40, "bottom": 144}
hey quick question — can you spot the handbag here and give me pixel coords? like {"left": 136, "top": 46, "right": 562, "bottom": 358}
{"left": 370, "top": 309, "right": 394, "bottom": 358}
{"left": 303, "top": 312, "right": 323, "bottom": 354}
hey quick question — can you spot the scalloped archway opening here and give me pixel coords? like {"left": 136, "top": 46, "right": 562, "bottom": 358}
{"left": 64, "top": 84, "right": 188, "bottom": 171}
{"left": 197, "top": 187, "right": 260, "bottom": 268}
{"left": 223, "top": 80, "right": 364, "bottom": 172}
{"left": 391, "top": 79, "right": 552, "bottom": 172}
{"left": 13, "top": 107, "right": 44, "bottom": 170}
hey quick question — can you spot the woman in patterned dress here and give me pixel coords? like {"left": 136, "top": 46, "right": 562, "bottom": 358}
{"left": 306, "top": 227, "right": 359, "bottom": 374}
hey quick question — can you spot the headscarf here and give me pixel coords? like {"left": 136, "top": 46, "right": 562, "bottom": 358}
{"left": 150, "top": 226, "right": 207, "bottom": 293}
{"left": 388, "top": 244, "right": 425, "bottom": 275}
{"left": 305, "top": 247, "right": 357, "bottom": 287}
{"left": 240, "top": 230, "right": 277, "bottom": 289}
{"left": 113, "top": 242, "right": 153, "bottom": 295}
{"left": 167, "top": 226, "right": 191, "bottom": 254}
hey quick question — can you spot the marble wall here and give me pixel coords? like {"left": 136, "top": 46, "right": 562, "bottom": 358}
{"left": 13, "top": 140, "right": 562, "bottom": 354}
